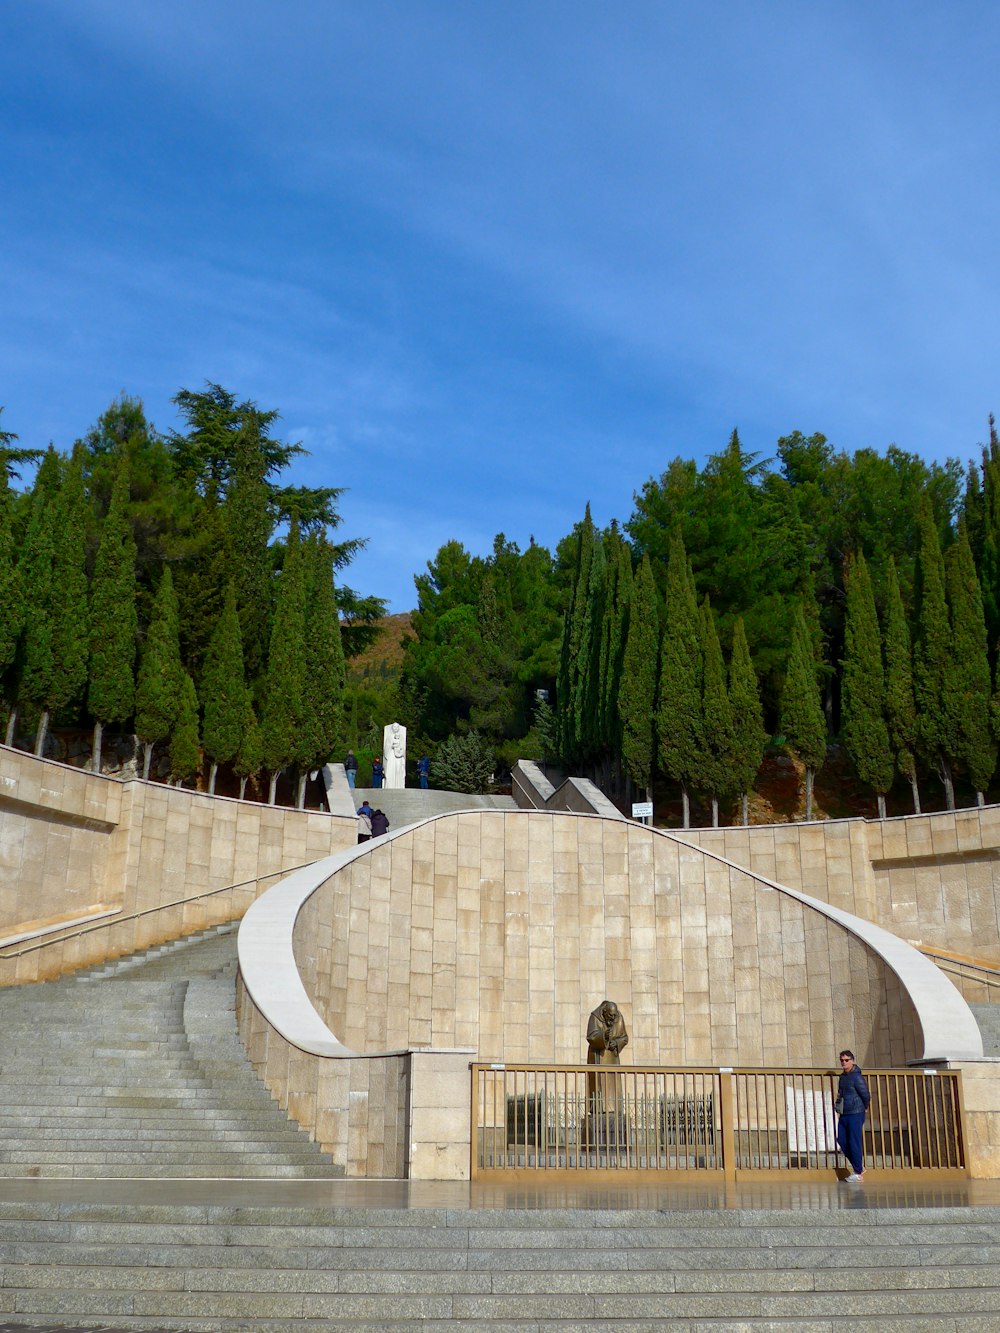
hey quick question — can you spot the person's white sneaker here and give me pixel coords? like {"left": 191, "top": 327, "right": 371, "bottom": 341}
{"left": 844, "top": 1173, "right": 864, "bottom": 1182}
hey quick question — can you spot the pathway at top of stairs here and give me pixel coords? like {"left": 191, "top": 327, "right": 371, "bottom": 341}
{"left": 0, "top": 930, "right": 340, "bottom": 1180}
{"left": 350, "top": 787, "right": 516, "bottom": 830}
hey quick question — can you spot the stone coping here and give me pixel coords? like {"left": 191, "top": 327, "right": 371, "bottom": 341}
{"left": 238, "top": 810, "right": 985, "bottom": 1067}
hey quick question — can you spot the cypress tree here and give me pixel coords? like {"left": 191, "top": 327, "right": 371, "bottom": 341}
{"left": 201, "top": 583, "right": 250, "bottom": 795}
{"left": 17, "top": 449, "right": 66, "bottom": 755}
{"left": 841, "top": 552, "right": 894, "bottom": 818}
{"left": 260, "top": 519, "right": 306, "bottom": 803}
{"left": 135, "top": 567, "right": 183, "bottom": 780}
{"left": 884, "top": 558, "right": 920, "bottom": 813}
{"left": 913, "top": 500, "right": 956, "bottom": 808}
{"left": 87, "top": 453, "right": 138, "bottom": 773}
{"left": 597, "top": 530, "right": 632, "bottom": 794}
{"left": 169, "top": 670, "right": 201, "bottom": 785}
{"left": 0, "top": 455, "right": 21, "bottom": 738}
{"left": 979, "top": 416, "right": 1000, "bottom": 650}
{"left": 233, "top": 699, "right": 263, "bottom": 800}
{"left": 781, "top": 602, "right": 827, "bottom": 820}
{"left": 946, "top": 522, "right": 995, "bottom": 804}
{"left": 657, "top": 530, "right": 703, "bottom": 827}
{"left": 579, "top": 532, "right": 606, "bottom": 766}
{"left": 728, "top": 617, "right": 766, "bottom": 825}
{"left": 619, "top": 554, "right": 659, "bottom": 801}
{"left": 699, "top": 596, "right": 736, "bottom": 827}
{"left": 298, "top": 536, "right": 346, "bottom": 807}
{"left": 556, "top": 507, "right": 595, "bottom": 762}
{"left": 40, "top": 446, "right": 90, "bottom": 755}
{"left": 225, "top": 421, "right": 274, "bottom": 683}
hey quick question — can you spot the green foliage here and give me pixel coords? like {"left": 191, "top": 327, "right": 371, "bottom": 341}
{"left": 434, "top": 729, "right": 495, "bottom": 794}
{"left": 840, "top": 552, "right": 893, "bottom": 798}
{"left": 169, "top": 671, "right": 200, "bottom": 783}
{"left": 225, "top": 419, "right": 274, "bottom": 682}
{"left": 781, "top": 603, "right": 827, "bottom": 771}
{"left": 201, "top": 583, "right": 250, "bottom": 767}
{"left": 884, "top": 558, "right": 918, "bottom": 783}
{"left": 300, "top": 536, "right": 346, "bottom": 769}
{"left": 47, "top": 447, "right": 90, "bottom": 717}
{"left": 260, "top": 519, "right": 306, "bottom": 775}
{"left": 88, "top": 453, "right": 138, "bottom": 727}
{"left": 946, "top": 523, "right": 995, "bottom": 794}
{"left": 728, "top": 617, "right": 767, "bottom": 804}
{"left": 135, "top": 567, "right": 184, "bottom": 748}
{"left": 914, "top": 499, "right": 954, "bottom": 786}
{"left": 656, "top": 531, "right": 703, "bottom": 800}
{"left": 557, "top": 506, "right": 596, "bottom": 762}
{"left": 619, "top": 554, "right": 659, "bottom": 792}
{"left": 698, "top": 597, "right": 737, "bottom": 806}
{"left": 233, "top": 699, "right": 264, "bottom": 788}
{"left": 0, "top": 449, "right": 22, "bottom": 693}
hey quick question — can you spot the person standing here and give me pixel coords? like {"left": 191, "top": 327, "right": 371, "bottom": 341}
{"left": 836, "top": 1049, "right": 870, "bottom": 1182}
{"left": 356, "top": 800, "right": 373, "bottom": 843}
{"left": 370, "top": 808, "right": 390, "bottom": 837}
{"left": 371, "top": 758, "right": 384, "bottom": 789}
{"left": 344, "top": 750, "right": 358, "bottom": 790}
{"left": 417, "top": 755, "right": 430, "bottom": 789}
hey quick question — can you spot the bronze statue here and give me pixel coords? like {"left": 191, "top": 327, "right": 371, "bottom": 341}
{"left": 587, "top": 1000, "right": 628, "bottom": 1065}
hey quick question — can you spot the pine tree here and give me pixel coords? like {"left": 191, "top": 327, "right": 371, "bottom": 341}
{"left": 619, "top": 554, "right": 659, "bottom": 801}
{"left": 201, "top": 583, "right": 250, "bottom": 794}
{"left": 841, "top": 552, "right": 894, "bottom": 818}
{"left": 298, "top": 536, "right": 346, "bottom": 807}
{"left": 781, "top": 602, "right": 827, "bottom": 820}
{"left": 260, "top": 520, "right": 306, "bottom": 803}
{"left": 728, "top": 617, "right": 766, "bottom": 825}
{"left": 434, "top": 730, "right": 495, "bottom": 794}
{"left": 946, "top": 522, "right": 995, "bottom": 804}
{"left": 135, "top": 567, "right": 184, "bottom": 779}
{"left": 699, "top": 597, "right": 736, "bottom": 827}
{"left": 914, "top": 500, "right": 957, "bottom": 808}
{"left": 87, "top": 453, "right": 138, "bottom": 773}
{"left": 657, "top": 531, "right": 703, "bottom": 827}
{"left": 884, "top": 558, "right": 920, "bottom": 813}
{"left": 169, "top": 671, "right": 200, "bottom": 785}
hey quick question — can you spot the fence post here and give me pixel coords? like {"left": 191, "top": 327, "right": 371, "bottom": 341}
{"left": 719, "top": 1070, "right": 736, "bottom": 1183}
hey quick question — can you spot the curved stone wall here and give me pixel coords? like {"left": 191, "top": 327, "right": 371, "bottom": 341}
{"left": 291, "top": 811, "right": 937, "bottom": 1069}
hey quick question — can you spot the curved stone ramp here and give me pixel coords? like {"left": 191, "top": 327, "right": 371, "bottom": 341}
{"left": 0, "top": 1194, "right": 1000, "bottom": 1328}
{"left": 0, "top": 932, "right": 341, "bottom": 1179}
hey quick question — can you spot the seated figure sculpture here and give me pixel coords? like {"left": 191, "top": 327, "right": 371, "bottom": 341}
{"left": 586, "top": 1000, "right": 628, "bottom": 1147}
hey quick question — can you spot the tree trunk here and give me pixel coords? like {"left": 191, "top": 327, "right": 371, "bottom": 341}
{"left": 4, "top": 707, "right": 15, "bottom": 747}
{"left": 34, "top": 709, "right": 50, "bottom": 758}
{"left": 268, "top": 771, "right": 279, "bottom": 805}
{"left": 909, "top": 772, "right": 921, "bottom": 815}
{"left": 804, "top": 766, "right": 814, "bottom": 821}
{"left": 876, "top": 792, "right": 886, "bottom": 821}
{"left": 940, "top": 757, "right": 955, "bottom": 812}
{"left": 977, "top": 789, "right": 986, "bottom": 808}
{"left": 711, "top": 796, "right": 719, "bottom": 828}
{"left": 208, "top": 761, "right": 218, "bottom": 796}
{"left": 740, "top": 791, "right": 749, "bottom": 826}
{"left": 92, "top": 721, "right": 104, "bottom": 774}
{"left": 239, "top": 776, "right": 248, "bottom": 800}
{"left": 681, "top": 784, "right": 690, "bottom": 829}
{"left": 296, "top": 772, "right": 307, "bottom": 809}
{"left": 142, "top": 744, "right": 153, "bottom": 780}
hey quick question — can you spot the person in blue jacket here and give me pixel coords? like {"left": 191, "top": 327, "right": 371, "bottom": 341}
{"left": 836, "top": 1049, "right": 870, "bottom": 1182}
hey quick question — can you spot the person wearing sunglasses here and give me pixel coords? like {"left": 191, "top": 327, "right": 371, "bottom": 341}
{"left": 836, "top": 1049, "right": 870, "bottom": 1182}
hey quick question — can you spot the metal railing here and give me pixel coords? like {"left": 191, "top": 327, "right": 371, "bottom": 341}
{"left": 471, "top": 1063, "right": 967, "bottom": 1181}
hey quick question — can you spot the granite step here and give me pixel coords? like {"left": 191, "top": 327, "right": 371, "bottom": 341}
{"left": 1, "top": 1202, "right": 1000, "bottom": 1329}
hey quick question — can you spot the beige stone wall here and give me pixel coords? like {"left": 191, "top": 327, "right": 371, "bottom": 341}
{"left": 292, "top": 811, "right": 921, "bottom": 1070}
{"left": 683, "top": 806, "right": 1000, "bottom": 967}
{"left": 0, "top": 745, "right": 357, "bottom": 984}
{"left": 940, "top": 1060, "right": 1000, "bottom": 1179}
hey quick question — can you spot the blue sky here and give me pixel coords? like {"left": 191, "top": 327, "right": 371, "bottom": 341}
{"left": 4, "top": 3, "right": 1000, "bottom": 610}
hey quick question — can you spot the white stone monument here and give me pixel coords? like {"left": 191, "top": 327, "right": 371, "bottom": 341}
{"left": 383, "top": 721, "right": 407, "bottom": 789}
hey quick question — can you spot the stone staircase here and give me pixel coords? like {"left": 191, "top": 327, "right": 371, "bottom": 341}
{"left": 0, "top": 930, "right": 340, "bottom": 1180}
{"left": 971, "top": 1002, "right": 1000, "bottom": 1057}
{"left": 1, "top": 1197, "right": 1000, "bottom": 1328}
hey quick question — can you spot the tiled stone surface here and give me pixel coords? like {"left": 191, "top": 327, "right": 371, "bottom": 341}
{"left": 294, "top": 813, "right": 920, "bottom": 1072}
{"left": 0, "top": 746, "right": 356, "bottom": 984}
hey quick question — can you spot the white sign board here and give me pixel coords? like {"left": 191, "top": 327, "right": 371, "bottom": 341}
{"left": 631, "top": 802, "right": 653, "bottom": 820}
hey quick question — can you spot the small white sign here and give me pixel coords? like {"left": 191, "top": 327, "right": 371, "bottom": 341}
{"left": 631, "top": 802, "right": 653, "bottom": 820}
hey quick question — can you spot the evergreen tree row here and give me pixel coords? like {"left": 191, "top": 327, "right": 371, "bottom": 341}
{"left": 0, "top": 389, "right": 374, "bottom": 804}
